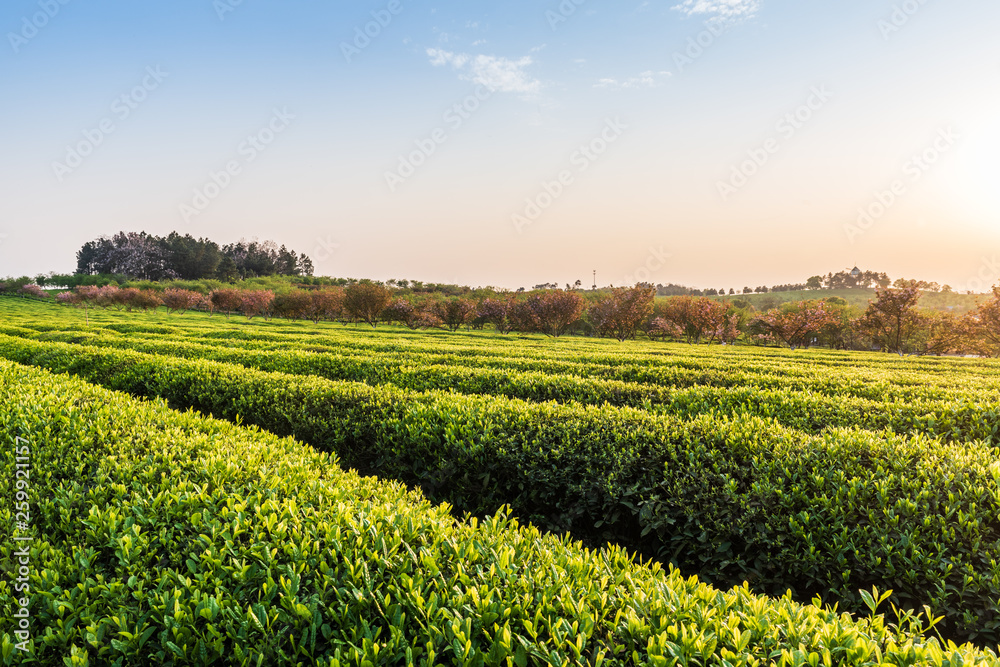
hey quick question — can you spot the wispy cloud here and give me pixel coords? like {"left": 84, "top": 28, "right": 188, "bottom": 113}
{"left": 428, "top": 49, "right": 468, "bottom": 68}
{"left": 671, "top": 0, "right": 761, "bottom": 21}
{"left": 426, "top": 48, "right": 541, "bottom": 94}
{"left": 595, "top": 70, "right": 671, "bottom": 89}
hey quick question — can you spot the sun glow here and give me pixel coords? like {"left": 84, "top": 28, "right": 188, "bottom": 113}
{"left": 942, "top": 114, "right": 1000, "bottom": 229}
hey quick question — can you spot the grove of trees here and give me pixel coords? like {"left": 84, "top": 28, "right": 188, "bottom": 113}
{"left": 73, "top": 232, "right": 314, "bottom": 281}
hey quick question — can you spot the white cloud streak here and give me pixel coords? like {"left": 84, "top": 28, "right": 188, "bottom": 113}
{"left": 671, "top": 0, "right": 761, "bottom": 21}
{"left": 595, "top": 70, "right": 671, "bottom": 89}
{"left": 426, "top": 48, "right": 541, "bottom": 94}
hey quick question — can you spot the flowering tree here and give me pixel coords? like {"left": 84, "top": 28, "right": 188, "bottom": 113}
{"left": 647, "top": 317, "right": 683, "bottom": 342}
{"left": 650, "top": 296, "right": 732, "bottom": 344}
{"left": 115, "top": 288, "right": 143, "bottom": 312}
{"left": 908, "top": 311, "right": 966, "bottom": 356}
{"left": 91, "top": 285, "right": 120, "bottom": 310}
{"left": 200, "top": 294, "right": 216, "bottom": 317}
{"left": 508, "top": 298, "right": 541, "bottom": 333}
{"left": 692, "top": 299, "right": 739, "bottom": 345}
{"left": 130, "top": 289, "right": 163, "bottom": 312}
{"left": 56, "top": 286, "right": 101, "bottom": 325}
{"left": 272, "top": 291, "right": 313, "bottom": 320}
{"left": 162, "top": 289, "right": 203, "bottom": 314}
{"left": 589, "top": 286, "right": 655, "bottom": 341}
{"left": 55, "top": 291, "right": 79, "bottom": 307}
{"left": 210, "top": 289, "right": 243, "bottom": 319}
{"left": 814, "top": 300, "right": 864, "bottom": 350}
{"left": 858, "top": 286, "right": 924, "bottom": 355}
{"left": 431, "top": 298, "right": 477, "bottom": 332}
{"left": 76, "top": 232, "right": 176, "bottom": 280}
{"left": 306, "top": 289, "right": 345, "bottom": 324}
{"left": 344, "top": 282, "right": 392, "bottom": 328}
{"left": 704, "top": 313, "right": 741, "bottom": 345}
{"left": 960, "top": 287, "right": 1000, "bottom": 357}
{"left": 477, "top": 297, "right": 516, "bottom": 334}
{"left": 18, "top": 284, "right": 48, "bottom": 299}
{"left": 382, "top": 298, "right": 427, "bottom": 329}
{"left": 755, "top": 301, "right": 838, "bottom": 350}
{"left": 0, "top": 277, "right": 33, "bottom": 295}
{"left": 240, "top": 290, "right": 275, "bottom": 320}
{"left": 524, "top": 290, "right": 585, "bottom": 337}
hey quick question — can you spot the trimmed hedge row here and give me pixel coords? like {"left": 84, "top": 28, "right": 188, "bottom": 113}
{"left": 2, "top": 334, "right": 1000, "bottom": 646}
{"left": 137, "top": 325, "right": 1000, "bottom": 384}
{"left": 24, "top": 331, "right": 1000, "bottom": 445}
{"left": 42, "top": 319, "right": 1000, "bottom": 398}
{"left": 12, "top": 362, "right": 985, "bottom": 666}
{"left": 8, "top": 298, "right": 1000, "bottom": 384}
{"left": 9, "top": 322, "right": 999, "bottom": 411}
{"left": 8, "top": 301, "right": 1000, "bottom": 402}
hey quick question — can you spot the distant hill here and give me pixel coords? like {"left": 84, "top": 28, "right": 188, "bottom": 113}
{"left": 697, "top": 288, "right": 985, "bottom": 314}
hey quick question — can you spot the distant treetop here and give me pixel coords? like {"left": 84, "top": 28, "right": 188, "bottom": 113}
{"left": 74, "top": 231, "right": 314, "bottom": 281}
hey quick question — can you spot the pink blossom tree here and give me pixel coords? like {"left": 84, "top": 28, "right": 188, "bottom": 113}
{"left": 210, "top": 289, "right": 243, "bottom": 319}
{"left": 57, "top": 286, "right": 101, "bottom": 325}
{"left": 239, "top": 290, "right": 275, "bottom": 320}
{"left": 18, "top": 284, "right": 48, "bottom": 300}
{"left": 477, "top": 297, "right": 516, "bottom": 334}
{"left": 651, "top": 296, "right": 732, "bottom": 344}
{"left": 589, "top": 286, "right": 656, "bottom": 341}
{"left": 271, "top": 291, "right": 313, "bottom": 320}
{"left": 92, "top": 285, "right": 120, "bottom": 310}
{"left": 306, "top": 288, "right": 345, "bottom": 324}
{"left": 344, "top": 282, "right": 392, "bottom": 328}
{"left": 755, "top": 301, "right": 838, "bottom": 350}
{"left": 129, "top": 289, "right": 163, "bottom": 313}
{"left": 431, "top": 298, "right": 477, "bottom": 332}
{"left": 162, "top": 289, "right": 203, "bottom": 314}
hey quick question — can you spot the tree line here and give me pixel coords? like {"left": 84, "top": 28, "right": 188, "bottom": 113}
{"left": 72, "top": 231, "right": 314, "bottom": 281}
{"left": 13, "top": 256, "right": 970, "bottom": 301}
{"left": 10, "top": 279, "right": 999, "bottom": 357}
{"left": 658, "top": 269, "right": 965, "bottom": 297}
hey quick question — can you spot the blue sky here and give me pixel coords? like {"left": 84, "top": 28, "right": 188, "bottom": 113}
{"left": 1, "top": 0, "right": 998, "bottom": 290}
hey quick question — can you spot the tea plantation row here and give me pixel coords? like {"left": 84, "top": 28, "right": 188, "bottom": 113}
{"left": 3, "top": 316, "right": 999, "bottom": 405}
{"left": 12, "top": 357, "right": 990, "bottom": 666}
{"left": 5, "top": 297, "right": 1000, "bottom": 382}
{"left": 5, "top": 307, "right": 1000, "bottom": 400}
{"left": 7, "top": 329, "right": 999, "bottom": 445}
{"left": 1, "top": 334, "right": 999, "bottom": 646}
